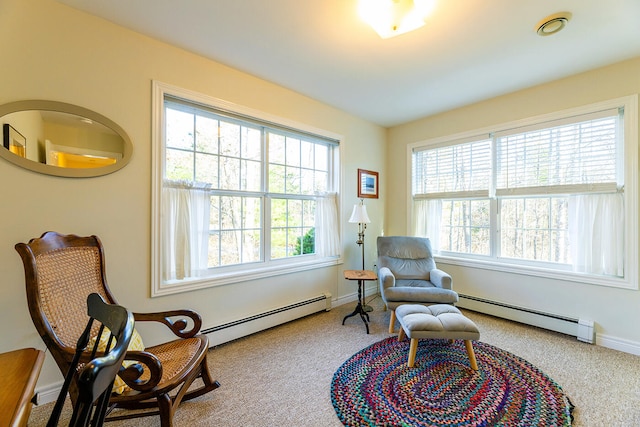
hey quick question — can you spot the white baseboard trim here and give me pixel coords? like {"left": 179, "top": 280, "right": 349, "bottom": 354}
{"left": 332, "top": 286, "right": 379, "bottom": 309}
{"left": 597, "top": 333, "right": 640, "bottom": 355}
{"left": 203, "top": 293, "right": 332, "bottom": 347}
{"left": 34, "top": 380, "right": 63, "bottom": 405}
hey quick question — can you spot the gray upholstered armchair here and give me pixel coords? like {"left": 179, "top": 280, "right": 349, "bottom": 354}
{"left": 377, "top": 236, "right": 459, "bottom": 333}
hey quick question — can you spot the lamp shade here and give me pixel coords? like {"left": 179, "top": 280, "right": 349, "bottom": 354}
{"left": 349, "top": 204, "right": 371, "bottom": 224}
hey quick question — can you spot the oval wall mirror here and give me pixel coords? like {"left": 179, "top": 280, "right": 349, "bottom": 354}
{"left": 0, "top": 100, "right": 133, "bottom": 177}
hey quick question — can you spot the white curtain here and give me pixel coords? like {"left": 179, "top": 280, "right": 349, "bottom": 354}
{"left": 315, "top": 192, "right": 340, "bottom": 257}
{"left": 162, "top": 180, "right": 211, "bottom": 281}
{"left": 569, "top": 193, "right": 624, "bottom": 276}
{"left": 413, "top": 199, "right": 442, "bottom": 250}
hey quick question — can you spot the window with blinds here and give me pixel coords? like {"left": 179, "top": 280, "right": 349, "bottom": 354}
{"left": 410, "top": 97, "right": 637, "bottom": 288}
{"left": 496, "top": 110, "right": 620, "bottom": 195}
{"left": 413, "top": 137, "right": 491, "bottom": 197}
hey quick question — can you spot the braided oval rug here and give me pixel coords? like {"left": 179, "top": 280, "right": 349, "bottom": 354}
{"left": 331, "top": 337, "right": 574, "bottom": 426}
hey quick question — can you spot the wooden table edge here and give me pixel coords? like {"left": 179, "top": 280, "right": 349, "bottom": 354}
{"left": 344, "top": 269, "right": 377, "bottom": 281}
{"left": 0, "top": 347, "right": 45, "bottom": 427}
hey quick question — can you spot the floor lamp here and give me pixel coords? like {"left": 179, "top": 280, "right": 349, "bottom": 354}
{"left": 349, "top": 200, "right": 371, "bottom": 270}
{"left": 349, "top": 200, "right": 372, "bottom": 311}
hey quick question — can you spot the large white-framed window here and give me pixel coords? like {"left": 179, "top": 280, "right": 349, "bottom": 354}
{"left": 152, "top": 81, "right": 342, "bottom": 296}
{"left": 410, "top": 96, "right": 638, "bottom": 289}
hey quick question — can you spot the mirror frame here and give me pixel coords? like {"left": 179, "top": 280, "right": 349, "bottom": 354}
{"left": 0, "top": 100, "right": 133, "bottom": 178}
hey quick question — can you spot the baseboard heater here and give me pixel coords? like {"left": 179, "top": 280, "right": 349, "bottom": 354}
{"left": 457, "top": 294, "right": 584, "bottom": 340}
{"left": 202, "top": 293, "right": 332, "bottom": 347}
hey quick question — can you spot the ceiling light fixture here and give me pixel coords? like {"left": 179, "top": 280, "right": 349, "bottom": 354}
{"left": 358, "top": 0, "right": 436, "bottom": 39}
{"left": 536, "top": 12, "right": 572, "bottom": 36}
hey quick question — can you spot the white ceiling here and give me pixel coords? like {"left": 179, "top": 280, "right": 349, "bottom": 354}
{"left": 56, "top": 0, "right": 640, "bottom": 127}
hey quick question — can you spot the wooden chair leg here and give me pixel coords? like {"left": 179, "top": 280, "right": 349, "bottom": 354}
{"left": 388, "top": 310, "right": 396, "bottom": 333}
{"left": 464, "top": 340, "right": 479, "bottom": 371}
{"left": 408, "top": 338, "right": 418, "bottom": 367}
{"left": 157, "top": 393, "right": 174, "bottom": 427}
{"left": 181, "top": 354, "right": 220, "bottom": 402}
{"left": 398, "top": 327, "right": 406, "bottom": 342}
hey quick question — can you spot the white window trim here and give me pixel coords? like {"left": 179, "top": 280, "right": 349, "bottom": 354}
{"left": 151, "top": 80, "right": 344, "bottom": 297}
{"left": 406, "top": 95, "right": 638, "bottom": 290}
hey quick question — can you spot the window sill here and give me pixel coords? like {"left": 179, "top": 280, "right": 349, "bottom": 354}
{"left": 434, "top": 255, "right": 636, "bottom": 290}
{"left": 152, "top": 256, "right": 342, "bottom": 297}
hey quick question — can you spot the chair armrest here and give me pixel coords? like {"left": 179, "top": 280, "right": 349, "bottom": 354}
{"left": 378, "top": 267, "right": 396, "bottom": 290}
{"left": 133, "top": 309, "right": 202, "bottom": 338}
{"left": 430, "top": 268, "right": 452, "bottom": 290}
{"left": 118, "top": 350, "right": 163, "bottom": 392}
{"left": 75, "top": 349, "right": 164, "bottom": 392}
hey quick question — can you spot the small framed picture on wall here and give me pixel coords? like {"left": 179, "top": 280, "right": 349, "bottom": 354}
{"left": 3, "top": 124, "right": 26, "bottom": 158}
{"left": 357, "top": 168, "right": 378, "bottom": 199}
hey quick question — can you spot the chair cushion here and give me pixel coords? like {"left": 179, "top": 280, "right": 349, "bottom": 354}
{"left": 89, "top": 328, "right": 146, "bottom": 394}
{"left": 378, "top": 256, "right": 435, "bottom": 280}
{"left": 383, "top": 286, "right": 458, "bottom": 306}
{"left": 377, "top": 236, "right": 433, "bottom": 259}
{"left": 395, "top": 278, "right": 435, "bottom": 288}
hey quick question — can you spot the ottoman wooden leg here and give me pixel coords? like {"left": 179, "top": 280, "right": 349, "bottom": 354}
{"left": 408, "top": 338, "right": 418, "bottom": 367}
{"left": 389, "top": 310, "right": 396, "bottom": 333}
{"left": 464, "top": 340, "right": 478, "bottom": 371}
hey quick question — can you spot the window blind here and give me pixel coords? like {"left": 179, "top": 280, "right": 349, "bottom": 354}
{"left": 413, "top": 138, "right": 491, "bottom": 196}
{"left": 496, "top": 109, "right": 621, "bottom": 193}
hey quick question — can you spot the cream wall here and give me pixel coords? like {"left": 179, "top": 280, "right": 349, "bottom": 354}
{"left": 0, "top": 0, "right": 385, "bottom": 389}
{"left": 387, "top": 57, "right": 640, "bottom": 351}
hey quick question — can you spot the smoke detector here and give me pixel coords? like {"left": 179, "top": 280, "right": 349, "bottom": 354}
{"left": 536, "top": 12, "right": 572, "bottom": 36}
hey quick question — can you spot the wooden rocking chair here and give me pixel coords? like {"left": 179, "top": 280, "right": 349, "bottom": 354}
{"left": 16, "top": 231, "right": 220, "bottom": 427}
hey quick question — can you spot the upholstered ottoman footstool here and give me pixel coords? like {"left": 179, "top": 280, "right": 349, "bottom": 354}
{"left": 395, "top": 304, "right": 480, "bottom": 369}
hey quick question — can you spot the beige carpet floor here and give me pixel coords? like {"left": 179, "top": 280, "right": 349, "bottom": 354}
{"left": 29, "top": 295, "right": 640, "bottom": 426}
